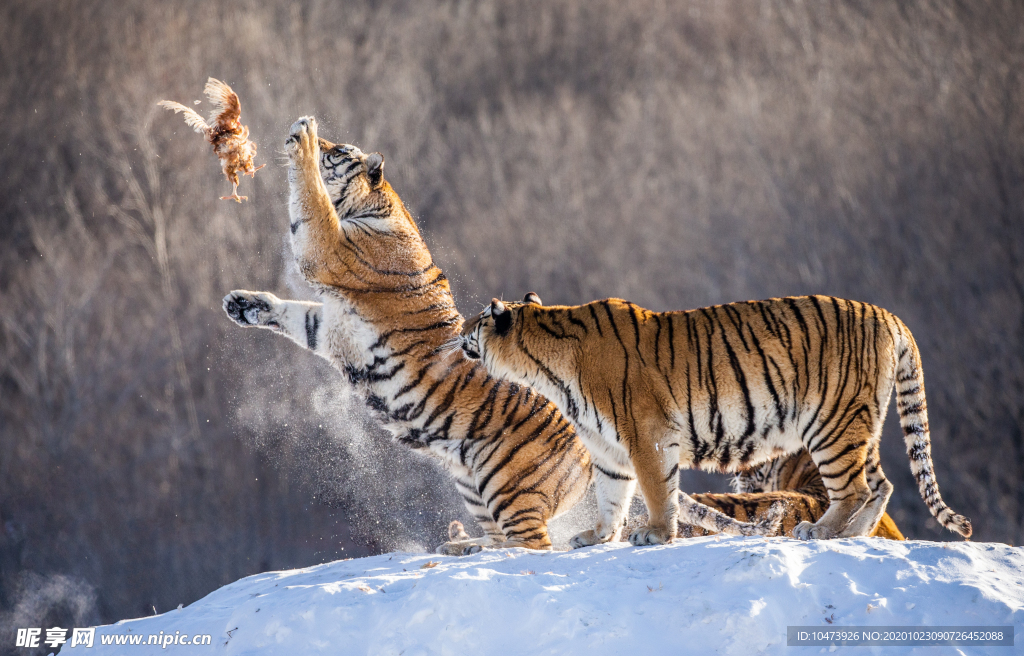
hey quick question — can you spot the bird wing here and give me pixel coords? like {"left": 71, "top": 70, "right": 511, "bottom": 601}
{"left": 204, "top": 78, "right": 242, "bottom": 130}
{"left": 157, "top": 100, "right": 211, "bottom": 135}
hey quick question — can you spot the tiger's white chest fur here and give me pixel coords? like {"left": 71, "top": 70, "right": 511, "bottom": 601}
{"left": 317, "top": 293, "right": 469, "bottom": 464}
{"left": 573, "top": 404, "right": 634, "bottom": 470}
{"left": 319, "top": 294, "right": 378, "bottom": 373}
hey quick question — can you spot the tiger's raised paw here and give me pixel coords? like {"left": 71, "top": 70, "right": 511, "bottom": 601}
{"left": 223, "top": 290, "right": 282, "bottom": 329}
{"left": 285, "top": 116, "right": 319, "bottom": 163}
{"left": 628, "top": 525, "right": 674, "bottom": 546}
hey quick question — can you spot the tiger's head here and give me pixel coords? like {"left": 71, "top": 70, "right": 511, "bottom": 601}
{"left": 316, "top": 138, "right": 384, "bottom": 210}
{"left": 281, "top": 119, "right": 437, "bottom": 290}
{"left": 309, "top": 134, "right": 422, "bottom": 240}
{"left": 460, "top": 292, "right": 550, "bottom": 378}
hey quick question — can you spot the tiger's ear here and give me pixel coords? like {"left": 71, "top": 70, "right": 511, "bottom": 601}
{"left": 366, "top": 152, "right": 384, "bottom": 187}
{"left": 317, "top": 137, "right": 336, "bottom": 152}
{"left": 523, "top": 292, "right": 542, "bottom": 306}
{"left": 491, "top": 298, "right": 512, "bottom": 335}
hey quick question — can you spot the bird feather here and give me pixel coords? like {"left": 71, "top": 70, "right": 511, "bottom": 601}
{"left": 157, "top": 100, "right": 211, "bottom": 135}
{"left": 203, "top": 77, "right": 241, "bottom": 130}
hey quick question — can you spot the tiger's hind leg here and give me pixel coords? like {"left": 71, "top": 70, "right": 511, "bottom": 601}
{"left": 435, "top": 473, "right": 507, "bottom": 556}
{"left": 838, "top": 443, "right": 893, "bottom": 537}
{"left": 435, "top": 520, "right": 504, "bottom": 556}
{"left": 487, "top": 488, "right": 554, "bottom": 552}
{"left": 796, "top": 413, "right": 877, "bottom": 540}
{"left": 444, "top": 511, "right": 552, "bottom": 554}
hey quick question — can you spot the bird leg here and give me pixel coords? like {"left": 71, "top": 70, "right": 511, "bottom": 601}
{"left": 220, "top": 179, "right": 247, "bottom": 203}
{"left": 247, "top": 163, "right": 266, "bottom": 177}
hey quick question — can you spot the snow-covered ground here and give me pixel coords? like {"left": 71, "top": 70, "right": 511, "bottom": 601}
{"left": 68, "top": 537, "right": 1021, "bottom": 655}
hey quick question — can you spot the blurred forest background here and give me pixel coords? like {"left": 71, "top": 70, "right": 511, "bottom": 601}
{"left": 1, "top": 0, "right": 1022, "bottom": 639}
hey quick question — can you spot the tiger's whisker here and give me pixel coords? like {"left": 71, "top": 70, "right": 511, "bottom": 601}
{"left": 433, "top": 336, "right": 464, "bottom": 360}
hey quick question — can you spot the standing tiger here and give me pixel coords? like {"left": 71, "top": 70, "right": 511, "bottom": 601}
{"left": 460, "top": 294, "right": 970, "bottom": 544}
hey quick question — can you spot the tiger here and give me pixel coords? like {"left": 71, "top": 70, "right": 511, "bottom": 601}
{"left": 223, "top": 117, "right": 790, "bottom": 555}
{"left": 459, "top": 293, "right": 970, "bottom": 544}
{"left": 224, "top": 117, "right": 593, "bottom": 555}
{"left": 680, "top": 449, "right": 904, "bottom": 539}
{"left": 453, "top": 448, "right": 906, "bottom": 543}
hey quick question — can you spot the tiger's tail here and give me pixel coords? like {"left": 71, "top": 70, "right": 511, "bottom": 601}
{"left": 893, "top": 321, "right": 972, "bottom": 538}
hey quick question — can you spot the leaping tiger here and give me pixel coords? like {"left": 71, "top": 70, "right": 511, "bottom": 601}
{"left": 225, "top": 118, "right": 586, "bottom": 554}
{"left": 460, "top": 293, "right": 970, "bottom": 544}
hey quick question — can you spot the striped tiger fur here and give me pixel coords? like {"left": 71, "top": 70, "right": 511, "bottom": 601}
{"left": 460, "top": 294, "right": 970, "bottom": 544}
{"left": 453, "top": 448, "right": 905, "bottom": 543}
{"left": 680, "top": 449, "right": 904, "bottom": 539}
{"left": 224, "top": 116, "right": 605, "bottom": 555}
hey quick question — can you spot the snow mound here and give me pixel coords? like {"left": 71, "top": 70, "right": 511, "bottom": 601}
{"left": 71, "top": 538, "right": 1022, "bottom": 655}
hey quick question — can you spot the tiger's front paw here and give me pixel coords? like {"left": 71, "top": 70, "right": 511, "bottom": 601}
{"left": 628, "top": 524, "right": 674, "bottom": 546}
{"left": 793, "top": 520, "right": 837, "bottom": 540}
{"left": 223, "top": 290, "right": 281, "bottom": 329}
{"left": 285, "top": 116, "right": 319, "bottom": 163}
